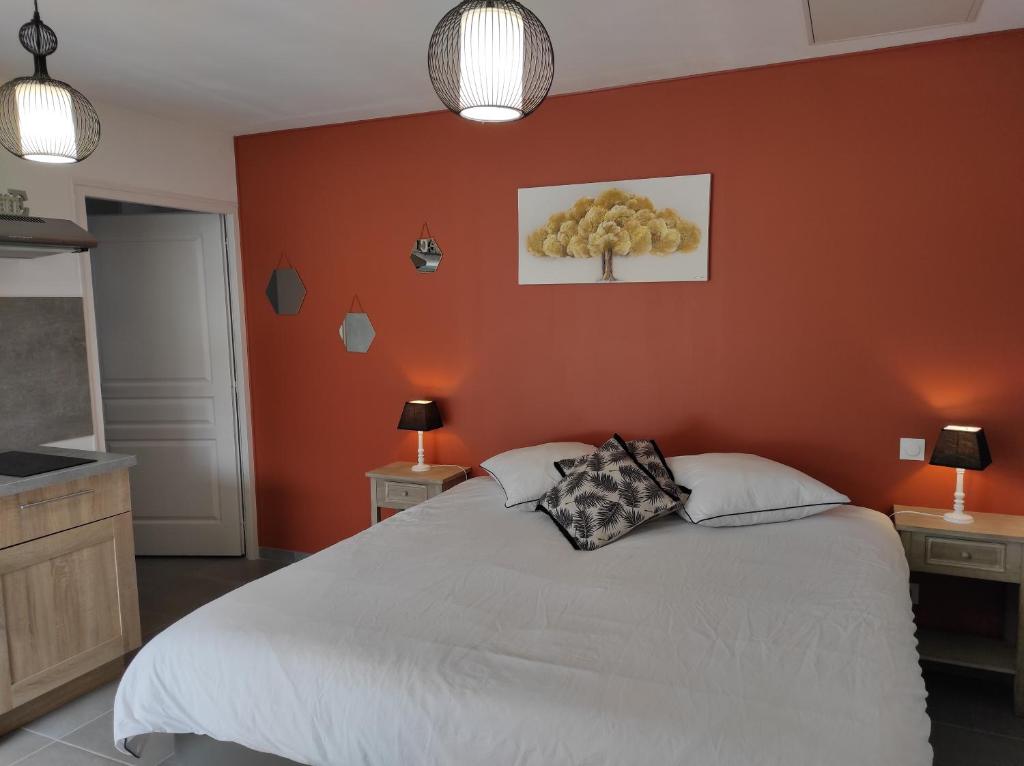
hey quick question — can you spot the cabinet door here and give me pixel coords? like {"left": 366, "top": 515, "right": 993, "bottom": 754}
{"left": 0, "top": 514, "right": 140, "bottom": 712}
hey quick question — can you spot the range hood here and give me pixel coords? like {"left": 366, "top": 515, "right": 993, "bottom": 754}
{"left": 0, "top": 214, "right": 98, "bottom": 259}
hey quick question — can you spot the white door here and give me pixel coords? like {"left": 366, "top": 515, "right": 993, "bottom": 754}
{"left": 90, "top": 213, "right": 244, "bottom": 555}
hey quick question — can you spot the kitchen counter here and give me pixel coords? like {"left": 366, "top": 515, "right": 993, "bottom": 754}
{"left": 0, "top": 446, "right": 136, "bottom": 498}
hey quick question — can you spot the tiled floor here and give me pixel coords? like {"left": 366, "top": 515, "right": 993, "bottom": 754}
{"left": 135, "top": 557, "right": 288, "bottom": 644}
{"left": 925, "top": 663, "right": 1024, "bottom": 766}
{"left": 1, "top": 557, "right": 1022, "bottom": 765}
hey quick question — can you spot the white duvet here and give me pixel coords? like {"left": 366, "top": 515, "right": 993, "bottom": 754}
{"left": 115, "top": 477, "right": 931, "bottom": 765}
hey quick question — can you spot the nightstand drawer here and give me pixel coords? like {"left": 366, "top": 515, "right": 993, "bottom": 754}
{"left": 902, "top": 530, "right": 1022, "bottom": 583}
{"left": 382, "top": 481, "right": 428, "bottom": 506}
{"left": 925, "top": 537, "right": 1006, "bottom": 573}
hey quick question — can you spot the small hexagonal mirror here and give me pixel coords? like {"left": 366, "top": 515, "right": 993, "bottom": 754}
{"left": 339, "top": 312, "right": 375, "bottom": 353}
{"left": 265, "top": 268, "right": 306, "bottom": 315}
{"left": 411, "top": 237, "right": 443, "bottom": 273}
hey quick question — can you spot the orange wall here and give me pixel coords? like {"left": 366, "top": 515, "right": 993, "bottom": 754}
{"left": 236, "top": 31, "right": 1024, "bottom": 554}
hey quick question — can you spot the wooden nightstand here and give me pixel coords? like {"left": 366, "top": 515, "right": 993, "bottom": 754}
{"left": 893, "top": 506, "right": 1024, "bottom": 715}
{"left": 366, "top": 462, "right": 468, "bottom": 526}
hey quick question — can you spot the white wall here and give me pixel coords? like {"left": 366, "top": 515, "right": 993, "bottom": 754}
{"left": 0, "top": 100, "right": 237, "bottom": 297}
{"left": 0, "top": 100, "right": 238, "bottom": 447}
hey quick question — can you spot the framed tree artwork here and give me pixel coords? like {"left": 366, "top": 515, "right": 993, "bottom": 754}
{"left": 517, "top": 174, "right": 711, "bottom": 284}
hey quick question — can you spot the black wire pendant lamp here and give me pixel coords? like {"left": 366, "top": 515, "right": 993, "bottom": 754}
{"left": 0, "top": 1, "right": 101, "bottom": 164}
{"left": 428, "top": 0, "right": 554, "bottom": 123}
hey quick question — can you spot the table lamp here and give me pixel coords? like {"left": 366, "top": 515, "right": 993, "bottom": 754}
{"left": 398, "top": 400, "right": 443, "bottom": 472}
{"left": 929, "top": 425, "right": 991, "bottom": 525}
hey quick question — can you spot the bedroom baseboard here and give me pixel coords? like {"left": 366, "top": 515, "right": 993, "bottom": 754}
{"left": 259, "top": 547, "right": 310, "bottom": 563}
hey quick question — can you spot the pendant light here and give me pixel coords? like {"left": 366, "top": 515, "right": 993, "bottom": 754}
{"left": 428, "top": 0, "right": 554, "bottom": 123}
{"left": 0, "top": 1, "right": 100, "bottom": 164}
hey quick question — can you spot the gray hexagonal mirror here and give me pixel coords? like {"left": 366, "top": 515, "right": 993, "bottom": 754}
{"left": 266, "top": 268, "right": 306, "bottom": 315}
{"left": 411, "top": 237, "right": 443, "bottom": 273}
{"left": 339, "top": 312, "right": 375, "bottom": 353}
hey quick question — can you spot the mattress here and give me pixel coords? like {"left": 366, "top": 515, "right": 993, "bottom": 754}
{"left": 115, "top": 477, "right": 931, "bottom": 765}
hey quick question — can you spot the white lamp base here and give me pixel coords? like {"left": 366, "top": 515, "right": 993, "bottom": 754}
{"left": 944, "top": 467, "right": 973, "bottom": 524}
{"left": 943, "top": 510, "right": 974, "bottom": 525}
{"left": 411, "top": 430, "right": 430, "bottom": 472}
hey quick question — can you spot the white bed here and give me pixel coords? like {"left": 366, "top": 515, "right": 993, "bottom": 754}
{"left": 115, "top": 477, "right": 932, "bottom": 765}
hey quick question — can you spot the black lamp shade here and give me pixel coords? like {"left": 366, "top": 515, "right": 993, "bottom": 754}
{"left": 929, "top": 426, "right": 991, "bottom": 471}
{"left": 398, "top": 400, "right": 443, "bottom": 432}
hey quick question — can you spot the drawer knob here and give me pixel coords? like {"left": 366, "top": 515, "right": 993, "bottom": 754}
{"left": 961, "top": 551, "right": 972, "bottom": 560}
{"left": 402, "top": 490, "right": 408, "bottom": 496}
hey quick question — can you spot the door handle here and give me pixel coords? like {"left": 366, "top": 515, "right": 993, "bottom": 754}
{"left": 18, "top": 489, "right": 94, "bottom": 511}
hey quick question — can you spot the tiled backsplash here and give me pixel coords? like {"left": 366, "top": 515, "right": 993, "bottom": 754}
{"left": 0, "top": 297, "right": 92, "bottom": 447}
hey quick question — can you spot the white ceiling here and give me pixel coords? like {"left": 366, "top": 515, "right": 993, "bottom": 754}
{"left": 0, "top": 0, "right": 1021, "bottom": 136}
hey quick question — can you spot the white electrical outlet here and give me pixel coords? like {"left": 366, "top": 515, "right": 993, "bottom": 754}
{"left": 899, "top": 437, "right": 926, "bottom": 461}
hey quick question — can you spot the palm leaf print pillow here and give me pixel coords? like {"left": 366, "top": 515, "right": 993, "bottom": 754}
{"left": 556, "top": 437, "right": 690, "bottom": 512}
{"left": 538, "top": 435, "right": 679, "bottom": 550}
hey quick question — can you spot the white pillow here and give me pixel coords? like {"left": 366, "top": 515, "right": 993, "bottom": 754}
{"left": 667, "top": 453, "right": 849, "bottom": 527}
{"left": 482, "top": 442, "right": 597, "bottom": 508}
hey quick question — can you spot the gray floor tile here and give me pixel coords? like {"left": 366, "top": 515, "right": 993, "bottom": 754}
{"left": 174, "top": 735, "right": 299, "bottom": 765}
{"left": 63, "top": 712, "right": 173, "bottom": 766}
{"left": 14, "top": 741, "right": 121, "bottom": 765}
{"left": 136, "top": 557, "right": 285, "bottom": 591}
{"left": 23, "top": 681, "right": 119, "bottom": 739}
{"left": 924, "top": 667, "right": 1024, "bottom": 741}
{"left": 140, "top": 609, "right": 182, "bottom": 643}
{"left": 0, "top": 729, "right": 52, "bottom": 766}
{"left": 930, "top": 723, "right": 1024, "bottom": 766}
{"left": 142, "top": 552, "right": 278, "bottom": 628}
{"left": 135, "top": 557, "right": 288, "bottom": 642}
{"left": 137, "top": 578, "right": 236, "bottom": 621}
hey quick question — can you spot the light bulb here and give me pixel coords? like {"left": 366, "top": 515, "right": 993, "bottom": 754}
{"left": 15, "top": 79, "right": 77, "bottom": 163}
{"left": 458, "top": 4, "right": 524, "bottom": 122}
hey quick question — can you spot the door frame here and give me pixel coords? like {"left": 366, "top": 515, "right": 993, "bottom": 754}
{"left": 73, "top": 181, "right": 260, "bottom": 559}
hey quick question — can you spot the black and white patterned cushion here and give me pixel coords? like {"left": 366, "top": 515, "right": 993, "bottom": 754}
{"left": 538, "top": 435, "right": 679, "bottom": 550}
{"left": 556, "top": 438, "right": 690, "bottom": 510}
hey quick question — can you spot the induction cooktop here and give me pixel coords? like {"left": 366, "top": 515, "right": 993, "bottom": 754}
{"left": 0, "top": 450, "right": 96, "bottom": 477}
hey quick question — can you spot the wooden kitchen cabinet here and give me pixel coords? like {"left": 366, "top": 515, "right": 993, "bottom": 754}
{"left": 0, "top": 456, "right": 140, "bottom": 734}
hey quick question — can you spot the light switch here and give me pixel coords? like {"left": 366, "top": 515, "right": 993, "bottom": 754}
{"left": 899, "top": 437, "right": 926, "bottom": 461}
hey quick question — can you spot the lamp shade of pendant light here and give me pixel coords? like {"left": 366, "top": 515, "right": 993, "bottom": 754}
{"left": 0, "top": 1, "right": 100, "bottom": 164}
{"left": 428, "top": 0, "right": 554, "bottom": 123}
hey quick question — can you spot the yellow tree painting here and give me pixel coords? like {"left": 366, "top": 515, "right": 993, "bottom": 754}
{"left": 518, "top": 174, "right": 710, "bottom": 285}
